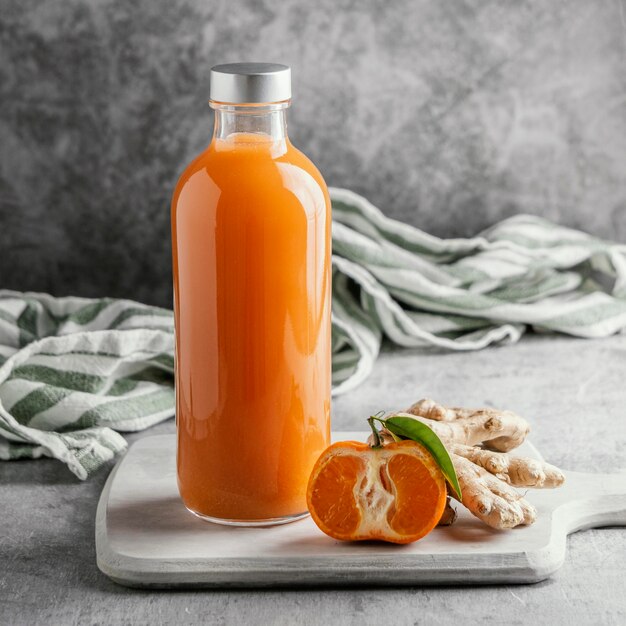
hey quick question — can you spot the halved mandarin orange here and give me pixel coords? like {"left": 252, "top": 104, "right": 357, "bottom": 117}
{"left": 306, "top": 440, "right": 447, "bottom": 544}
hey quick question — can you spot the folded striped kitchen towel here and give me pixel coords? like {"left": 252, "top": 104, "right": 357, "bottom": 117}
{"left": 2, "top": 187, "right": 625, "bottom": 478}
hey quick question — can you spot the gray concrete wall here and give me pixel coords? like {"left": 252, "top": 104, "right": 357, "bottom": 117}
{"left": 1, "top": 0, "right": 625, "bottom": 307}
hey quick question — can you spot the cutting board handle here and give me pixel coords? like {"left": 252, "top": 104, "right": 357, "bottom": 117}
{"left": 556, "top": 470, "right": 626, "bottom": 535}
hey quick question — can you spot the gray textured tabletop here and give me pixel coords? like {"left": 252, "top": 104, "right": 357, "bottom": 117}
{"left": 2, "top": 335, "right": 625, "bottom": 625}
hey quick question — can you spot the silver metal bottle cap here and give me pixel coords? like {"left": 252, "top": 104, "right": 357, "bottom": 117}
{"left": 209, "top": 63, "right": 291, "bottom": 104}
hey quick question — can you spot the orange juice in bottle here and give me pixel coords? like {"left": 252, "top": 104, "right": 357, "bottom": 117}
{"left": 172, "top": 63, "right": 331, "bottom": 525}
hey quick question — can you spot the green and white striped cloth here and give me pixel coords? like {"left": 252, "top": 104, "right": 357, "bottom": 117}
{"left": 2, "top": 187, "right": 625, "bottom": 477}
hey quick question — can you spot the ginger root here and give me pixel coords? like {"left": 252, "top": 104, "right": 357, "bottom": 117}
{"left": 404, "top": 399, "right": 530, "bottom": 452}
{"left": 387, "top": 399, "right": 565, "bottom": 530}
{"left": 449, "top": 443, "right": 565, "bottom": 488}
{"left": 450, "top": 453, "right": 537, "bottom": 528}
{"left": 437, "top": 497, "right": 458, "bottom": 527}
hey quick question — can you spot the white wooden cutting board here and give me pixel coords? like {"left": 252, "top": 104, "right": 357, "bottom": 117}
{"left": 96, "top": 433, "right": 626, "bottom": 588}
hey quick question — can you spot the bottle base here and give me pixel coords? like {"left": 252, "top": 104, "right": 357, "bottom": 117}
{"left": 186, "top": 507, "right": 310, "bottom": 527}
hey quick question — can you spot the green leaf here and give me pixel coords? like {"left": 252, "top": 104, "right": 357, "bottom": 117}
{"left": 383, "top": 415, "right": 462, "bottom": 501}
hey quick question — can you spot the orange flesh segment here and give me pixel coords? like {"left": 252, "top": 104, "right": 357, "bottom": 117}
{"left": 308, "top": 453, "right": 364, "bottom": 537}
{"left": 386, "top": 452, "right": 444, "bottom": 536}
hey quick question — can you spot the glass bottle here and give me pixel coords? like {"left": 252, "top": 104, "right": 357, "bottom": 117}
{"left": 172, "top": 63, "right": 331, "bottom": 526}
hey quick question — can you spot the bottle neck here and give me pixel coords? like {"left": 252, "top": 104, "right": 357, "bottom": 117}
{"left": 211, "top": 102, "right": 289, "bottom": 142}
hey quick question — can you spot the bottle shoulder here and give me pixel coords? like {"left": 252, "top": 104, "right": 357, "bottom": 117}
{"left": 279, "top": 141, "right": 328, "bottom": 194}
{"left": 173, "top": 139, "right": 329, "bottom": 207}
{"left": 172, "top": 147, "right": 211, "bottom": 197}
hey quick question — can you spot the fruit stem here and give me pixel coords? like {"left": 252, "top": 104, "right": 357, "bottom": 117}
{"left": 368, "top": 416, "right": 383, "bottom": 448}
